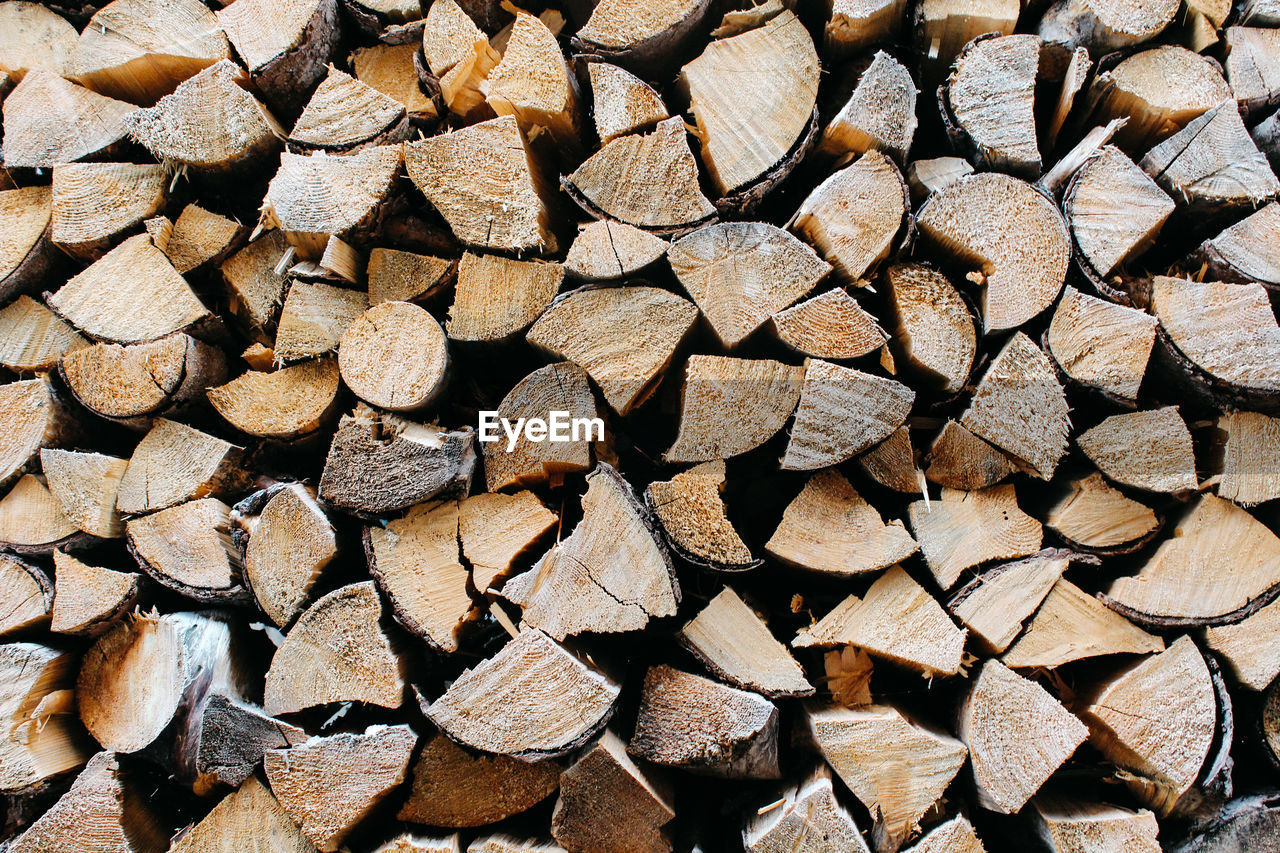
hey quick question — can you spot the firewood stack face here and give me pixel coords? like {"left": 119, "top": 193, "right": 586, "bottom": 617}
{"left": 6, "top": 0, "right": 1280, "bottom": 850}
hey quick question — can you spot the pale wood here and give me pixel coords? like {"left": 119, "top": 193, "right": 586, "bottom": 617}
{"left": 1045, "top": 47, "right": 1090, "bottom": 151}
{"left": 449, "top": 252, "right": 562, "bottom": 342}
{"left": 50, "top": 162, "right": 168, "bottom": 261}
{"left": 1077, "top": 406, "right": 1197, "bottom": 493}
{"left": 575, "top": 0, "right": 713, "bottom": 72}
{"left": 0, "top": 1, "right": 77, "bottom": 80}
{"left": 290, "top": 66, "right": 407, "bottom": 151}
{"left": 0, "top": 555, "right": 52, "bottom": 635}
{"left": 946, "top": 34, "right": 1041, "bottom": 178}
{"left": 221, "top": 231, "right": 291, "bottom": 340}
{"left": 1225, "top": 27, "right": 1280, "bottom": 118}
{"left": 209, "top": 358, "right": 340, "bottom": 439}
{"left": 368, "top": 247, "right": 453, "bottom": 305}
{"left": 770, "top": 288, "right": 886, "bottom": 360}
{"left": 908, "top": 484, "right": 1043, "bottom": 589}
{"left": 664, "top": 355, "right": 803, "bottom": 463}
{"left": 1217, "top": 410, "right": 1280, "bottom": 507}
{"left": 216, "top": 0, "right": 340, "bottom": 114}
{"left": 115, "top": 418, "right": 243, "bottom": 515}
{"left": 948, "top": 550, "right": 1069, "bottom": 653}
{"left": 40, "top": 449, "right": 127, "bottom": 539}
{"left": 1194, "top": 203, "right": 1280, "bottom": 290}
{"left": 587, "top": 61, "right": 668, "bottom": 144}
{"left": 647, "top": 460, "right": 758, "bottom": 572}
{"left": 1046, "top": 286, "right": 1157, "bottom": 401}
{"left": 885, "top": 263, "right": 975, "bottom": 396}
{"left": 376, "top": 834, "right": 462, "bottom": 853}
{"left": 1205, "top": 595, "right": 1280, "bottom": 691}
{"left": 170, "top": 776, "right": 316, "bottom": 853}
{"left": 468, "top": 837, "right": 565, "bottom": 853}
{"left": 782, "top": 358, "right": 914, "bottom": 470}
{"left": 0, "top": 474, "right": 79, "bottom": 553}
{"left": 126, "top": 498, "right": 243, "bottom": 600}
{"left": 460, "top": 490, "right": 557, "bottom": 594}
{"left": 1003, "top": 578, "right": 1164, "bottom": 668}
{"left": 351, "top": 43, "right": 437, "bottom": 126}
{"left": 1032, "top": 799, "right": 1161, "bottom": 853}
{"left": 163, "top": 204, "right": 244, "bottom": 274}
{"left": 904, "top": 816, "right": 985, "bottom": 853}
{"left": 483, "top": 8, "right": 580, "bottom": 152}
{"left": 1046, "top": 471, "right": 1160, "bottom": 553}
{"left": 0, "top": 377, "right": 76, "bottom": 492}
{"left": 422, "top": 0, "right": 485, "bottom": 76}
{"left": 820, "top": 50, "right": 916, "bottom": 163}
{"left": 564, "top": 220, "right": 666, "bottom": 281}
{"left": 0, "top": 641, "right": 90, "bottom": 794}
{"left": 1065, "top": 145, "right": 1173, "bottom": 283}
{"left": 679, "top": 587, "right": 811, "bottom": 697}
{"left": 339, "top": 301, "right": 447, "bottom": 411}
{"left": 0, "top": 185, "right": 57, "bottom": 304}
{"left": 1037, "top": 0, "right": 1176, "bottom": 55}
{"left": 925, "top": 420, "right": 1016, "bottom": 490}
{"left": 481, "top": 362, "right": 597, "bottom": 491}
{"left": 275, "top": 280, "right": 367, "bottom": 363}
{"left": 857, "top": 426, "right": 920, "bottom": 493}
{"left": 915, "top": 0, "right": 1018, "bottom": 81}
{"left": 2, "top": 69, "right": 136, "bottom": 168}
{"left": 743, "top": 767, "right": 869, "bottom": 853}
{"left": 50, "top": 551, "right": 138, "bottom": 637}
{"left": 905, "top": 156, "right": 972, "bottom": 200}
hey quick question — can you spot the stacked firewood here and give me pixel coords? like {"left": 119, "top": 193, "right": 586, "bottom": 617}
{"left": 2, "top": 0, "right": 1280, "bottom": 849}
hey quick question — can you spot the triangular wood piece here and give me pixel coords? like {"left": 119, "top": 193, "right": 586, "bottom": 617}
{"left": 215, "top": 0, "right": 341, "bottom": 115}
{"left": 51, "top": 162, "right": 168, "bottom": 262}
{"left": 884, "top": 263, "right": 976, "bottom": 396}
{"left": 0, "top": 186, "right": 56, "bottom": 305}
{"left": 857, "top": 427, "right": 920, "bottom": 494}
{"left": 563, "top": 219, "right": 667, "bottom": 281}
{"left": 1205, "top": 596, "right": 1280, "bottom": 690}
{"left": 289, "top": 66, "right": 407, "bottom": 151}
{"left": 367, "top": 248, "right": 452, "bottom": 305}
{"left": 0, "top": 295, "right": 86, "bottom": 373}
{"left": 448, "top": 253, "right": 563, "bottom": 343}
{"left": 1031, "top": 798, "right": 1160, "bottom": 853}
{"left": 904, "top": 815, "right": 985, "bottom": 853}
{"left": 782, "top": 359, "right": 914, "bottom": 470}
{"left": 771, "top": 287, "right": 887, "bottom": 360}
{"left": 646, "top": 460, "right": 759, "bottom": 572}
{"left": 744, "top": 767, "right": 870, "bottom": 853}
{"left": 116, "top": 418, "right": 243, "bottom": 515}
{"left": 820, "top": 50, "right": 917, "bottom": 163}
{"left": 908, "top": 484, "right": 1043, "bottom": 589}
{"left": 376, "top": 834, "right": 461, "bottom": 853}
{"left": 482, "top": 363, "right": 597, "bottom": 492}
{"left": 575, "top": 0, "right": 712, "bottom": 72}
{"left": 1077, "top": 407, "right": 1197, "bottom": 494}
{"left": 586, "top": 62, "right": 668, "bottom": 144}
{"left": 664, "top": 355, "right": 803, "bottom": 462}
{"left": 49, "top": 551, "right": 139, "bottom": 637}
{"left": 1045, "top": 472, "right": 1160, "bottom": 554}
{"left": 1194, "top": 202, "right": 1280, "bottom": 289}
{"left": 1046, "top": 285, "right": 1158, "bottom": 402}
{"left": 2, "top": 70, "right": 136, "bottom": 168}
{"left": 1, "top": 377, "right": 75, "bottom": 493}
{"left": 483, "top": 8, "right": 581, "bottom": 151}
{"left": 1003, "top": 579, "right": 1165, "bottom": 668}
{"left": 184, "top": 693, "right": 306, "bottom": 795}
{"left": 0, "top": 474, "right": 79, "bottom": 553}
{"left": 948, "top": 550, "right": 1070, "bottom": 654}
{"left": 1063, "top": 146, "right": 1173, "bottom": 281}
{"left": 127, "top": 499, "right": 244, "bottom": 601}
{"left": 0, "top": 642, "right": 90, "bottom": 793}
{"left": 273, "top": 281, "right": 368, "bottom": 364}
{"left": 162, "top": 204, "right": 244, "bottom": 274}
{"left": 171, "top": 776, "right": 316, "bottom": 853}
{"left": 946, "top": 34, "right": 1040, "bottom": 177}
{"left": 925, "top": 421, "right": 1016, "bottom": 490}
{"left": 460, "top": 491, "right": 557, "bottom": 594}
{"left": 679, "top": 587, "right": 812, "bottom": 697}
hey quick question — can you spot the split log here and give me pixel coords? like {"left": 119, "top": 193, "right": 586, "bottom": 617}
{"left": 789, "top": 150, "right": 907, "bottom": 284}
{"left": 368, "top": 248, "right": 453, "bottom": 305}
{"left": 289, "top": 66, "right": 408, "bottom": 152}
{"left": 743, "top": 767, "right": 868, "bottom": 853}
{"left": 947, "top": 550, "right": 1069, "bottom": 654}
{"left": 585, "top": 61, "right": 668, "bottom": 144}
{"left": 1045, "top": 471, "right": 1161, "bottom": 554}
{"left": 61, "top": 334, "right": 228, "bottom": 428}
{"left": 128, "top": 60, "right": 284, "bottom": 176}
{"left": 1, "top": 69, "right": 136, "bottom": 168}
{"left": 50, "top": 162, "right": 168, "bottom": 261}
{"left": 563, "top": 116, "right": 716, "bottom": 233}
{"left": 265, "top": 725, "right": 417, "bottom": 852}
{"left": 1044, "top": 46, "right": 1090, "bottom": 149}
{"left": 1180, "top": 0, "right": 1230, "bottom": 51}
{"left": 884, "top": 263, "right": 975, "bottom": 397}
{"left": 0, "top": 377, "right": 77, "bottom": 491}
{"left": 170, "top": 776, "right": 315, "bottom": 853}
{"left": 646, "top": 460, "right": 759, "bottom": 572}
{"left": 161, "top": 204, "right": 245, "bottom": 275}
{"left": 943, "top": 34, "right": 1041, "bottom": 179}
{"left": 1166, "top": 794, "right": 1280, "bottom": 853}
{"left": 908, "top": 484, "right": 1043, "bottom": 589}
{"left": 959, "top": 659, "right": 1088, "bottom": 814}
{"left": 1046, "top": 286, "right": 1157, "bottom": 402}
{"left": 904, "top": 816, "right": 984, "bottom": 853}
{"left": 481, "top": 362, "right": 597, "bottom": 491}
{"left": 795, "top": 566, "right": 966, "bottom": 677}
{"left": 1002, "top": 578, "right": 1165, "bottom": 668}
{"left": 629, "top": 665, "right": 779, "bottom": 779}
{"left": 502, "top": 464, "right": 678, "bottom": 639}
{"left": 0, "top": 641, "right": 90, "bottom": 793}
{"left": 552, "top": 730, "right": 676, "bottom": 853}
{"left": 126, "top": 498, "right": 245, "bottom": 602}
{"left": 426, "top": 628, "right": 620, "bottom": 758}
{"left": 563, "top": 219, "right": 667, "bottom": 281}
{"left": 398, "top": 731, "right": 560, "bottom": 827}
{"left": 669, "top": 222, "right": 830, "bottom": 348}
{"left": 1217, "top": 410, "right": 1280, "bottom": 507}
{"left": 406, "top": 115, "right": 559, "bottom": 253}
{"left": 770, "top": 288, "right": 887, "bottom": 361}
{"left": 275, "top": 281, "right": 368, "bottom": 363}
{"left": 468, "top": 837, "right": 564, "bottom": 853}
{"left": 1031, "top": 799, "right": 1161, "bottom": 853}
{"left": 379, "top": 838, "right": 460, "bottom": 853}
{"left": 351, "top": 43, "right": 439, "bottom": 127}
{"left": 460, "top": 491, "right": 557, "bottom": 594}
{"left": 857, "top": 426, "right": 920, "bottom": 493}
{"left": 679, "top": 587, "right": 811, "bottom": 697}
{"left": 215, "top": 0, "right": 341, "bottom": 116}
{"left": 115, "top": 418, "right": 244, "bottom": 515}
{"left": 182, "top": 693, "right": 307, "bottom": 795}
{"left": 1225, "top": 27, "right": 1280, "bottom": 118}
{"left": 40, "top": 449, "right": 127, "bottom": 540}
{"left": 824, "top": 0, "right": 905, "bottom": 57}
{"left": 805, "top": 703, "right": 967, "bottom": 851}
{"left": 573, "top": 0, "right": 713, "bottom": 74}
{"left": 914, "top": 0, "right": 1019, "bottom": 82}
{"left": 905, "top": 156, "right": 972, "bottom": 201}
{"left": 1078, "top": 635, "right": 1219, "bottom": 816}
{"left": 924, "top": 421, "right": 1016, "bottom": 490}
{"left": 528, "top": 285, "right": 697, "bottom": 416}
{"left": 664, "top": 356, "right": 802, "bottom": 462}
{"left": 819, "top": 50, "right": 916, "bottom": 164}
{"left": 421, "top": 0, "right": 484, "bottom": 78}
{"left": 0, "top": 2, "right": 77, "bottom": 80}
{"left": 0, "top": 295, "right": 86, "bottom": 373}
{"left": 765, "top": 469, "right": 917, "bottom": 577}
{"left": 1076, "top": 407, "right": 1197, "bottom": 493}
{"left": 319, "top": 407, "right": 475, "bottom": 515}
{"left": 960, "top": 332, "right": 1070, "bottom": 480}
{"left": 46, "top": 233, "right": 214, "bottom": 345}
{"left": 221, "top": 231, "right": 292, "bottom": 340}
{"left": 0, "top": 473, "right": 81, "bottom": 553}
{"left": 915, "top": 173, "right": 1070, "bottom": 332}
{"left": 448, "top": 253, "right": 563, "bottom": 343}
{"left": 1036, "top": 0, "right": 1176, "bottom": 56}
{"left": 0, "top": 555, "right": 52, "bottom": 638}
{"left": 483, "top": 8, "right": 580, "bottom": 152}
{"left": 338, "top": 301, "right": 447, "bottom": 412}
{"left": 49, "top": 551, "right": 139, "bottom": 637}
{"left": 1192, "top": 203, "right": 1280, "bottom": 291}
{"left": 208, "top": 358, "right": 340, "bottom": 439}
{"left": 263, "top": 580, "right": 406, "bottom": 715}
{"left": 781, "top": 359, "right": 914, "bottom": 470}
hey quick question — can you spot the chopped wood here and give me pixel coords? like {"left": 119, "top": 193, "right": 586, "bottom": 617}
{"left": 115, "top": 418, "right": 244, "bottom": 515}
{"left": 0, "top": 641, "right": 90, "bottom": 793}
{"left": 905, "top": 156, "right": 973, "bottom": 201}
{"left": 448, "top": 252, "right": 563, "bottom": 343}
{"left": 925, "top": 420, "right": 1016, "bottom": 490}
{"left": 647, "top": 460, "right": 759, "bottom": 572}
{"left": 422, "top": 0, "right": 485, "bottom": 77}
{"left": 914, "top": 0, "right": 1019, "bottom": 82}
{"left": 276, "top": 280, "right": 368, "bottom": 363}
{"left": 263, "top": 580, "right": 405, "bottom": 715}
{"left": 629, "top": 664, "right": 779, "bottom": 779}
{"left": 770, "top": 288, "right": 887, "bottom": 361}
{"left": 126, "top": 498, "right": 244, "bottom": 602}
{"left": 162, "top": 204, "right": 245, "bottom": 275}
{"left": 0, "top": 473, "right": 81, "bottom": 553}
{"left": 468, "top": 837, "right": 565, "bottom": 853}
{"left": 1217, "top": 410, "right": 1280, "bottom": 507}
{"left": 884, "top": 263, "right": 975, "bottom": 396}
{"left": 289, "top": 66, "right": 408, "bottom": 151}
{"left": 50, "top": 162, "right": 168, "bottom": 261}
{"left": 948, "top": 550, "right": 1070, "bottom": 654}
{"left": 1077, "top": 407, "right": 1197, "bottom": 494}
{"left": 664, "top": 355, "right": 802, "bottom": 462}
{"left": 182, "top": 694, "right": 306, "bottom": 795}
{"left": 781, "top": 358, "right": 914, "bottom": 470}
{"left": 460, "top": 490, "right": 557, "bottom": 593}
{"left": 0, "top": 2, "right": 76, "bottom": 80}
{"left": 529, "top": 285, "right": 697, "bottom": 416}
{"left": 426, "top": 628, "right": 620, "bottom": 758}
{"left": 1225, "top": 27, "right": 1280, "bottom": 118}
{"left": 805, "top": 702, "right": 967, "bottom": 851}
{"left": 1037, "top": 0, "right": 1176, "bottom": 55}
{"left": 743, "top": 767, "right": 869, "bottom": 853}
{"left": 265, "top": 725, "right": 417, "bottom": 852}
{"left": 1003, "top": 578, "right": 1165, "bottom": 668}
{"left": 904, "top": 815, "right": 985, "bottom": 853}
{"left": 1031, "top": 798, "right": 1161, "bottom": 853}
{"left": 367, "top": 247, "right": 453, "bottom": 305}
{"left": 0, "top": 555, "right": 52, "bottom": 635}
{"left": 0, "top": 377, "right": 76, "bottom": 492}
{"left": 208, "top": 357, "right": 340, "bottom": 439}
{"left": 2, "top": 69, "right": 136, "bottom": 168}
{"left": 574, "top": 0, "right": 713, "bottom": 73}
{"left": 221, "top": 231, "right": 292, "bottom": 340}
{"left": 483, "top": 8, "right": 580, "bottom": 152}
{"left": 0, "top": 296, "right": 86, "bottom": 373}
{"left": 338, "top": 300, "right": 447, "bottom": 411}
{"left": 824, "top": 0, "right": 905, "bottom": 57}
{"left": 586, "top": 61, "right": 668, "bottom": 144}
{"left": 1046, "top": 286, "right": 1157, "bottom": 402}
{"left": 1192, "top": 203, "right": 1280, "bottom": 291}
{"left": 766, "top": 468, "right": 917, "bottom": 577}
{"left": 351, "top": 43, "right": 439, "bottom": 127}
{"left": 552, "top": 730, "right": 676, "bottom": 853}
{"left": 398, "top": 731, "right": 560, "bottom": 827}
{"left": 170, "top": 776, "right": 315, "bottom": 853}
{"left": 216, "top": 0, "right": 340, "bottom": 115}
{"left": 563, "top": 220, "right": 667, "bottom": 281}
{"left": 481, "top": 362, "right": 597, "bottom": 491}
{"left": 944, "top": 34, "right": 1041, "bottom": 179}
{"left": 679, "top": 587, "right": 811, "bottom": 697}
{"left": 819, "top": 50, "right": 916, "bottom": 164}
{"left": 49, "top": 551, "right": 139, "bottom": 637}
{"left": 857, "top": 426, "right": 920, "bottom": 493}
{"left": 959, "top": 659, "right": 1088, "bottom": 814}
{"left": 908, "top": 484, "right": 1043, "bottom": 589}
{"left": 0, "top": 187, "right": 55, "bottom": 304}
{"left": 1046, "top": 471, "right": 1162, "bottom": 554}
{"left": 1044, "top": 46, "right": 1090, "bottom": 150}
{"left": 40, "top": 449, "right": 127, "bottom": 540}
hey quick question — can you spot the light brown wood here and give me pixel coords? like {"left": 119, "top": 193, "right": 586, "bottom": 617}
{"left": 0, "top": 472, "right": 79, "bottom": 553}
{"left": 948, "top": 550, "right": 1070, "bottom": 654}
{"left": 170, "top": 776, "right": 316, "bottom": 853}
{"left": 1045, "top": 471, "right": 1161, "bottom": 553}
{"left": 770, "top": 288, "right": 887, "bottom": 361}
{"left": 563, "top": 219, "right": 667, "bottom": 281}
{"left": 857, "top": 426, "right": 920, "bottom": 493}
{"left": 908, "top": 484, "right": 1043, "bottom": 589}
{"left": 216, "top": 0, "right": 340, "bottom": 115}
{"left": 646, "top": 460, "right": 758, "bottom": 572}
{"left": 209, "top": 358, "right": 340, "bottom": 439}
{"left": 1225, "top": 26, "right": 1280, "bottom": 118}
{"left": 221, "top": 231, "right": 292, "bottom": 340}
{"left": 885, "top": 263, "right": 975, "bottom": 396}
{"left": 50, "top": 162, "right": 167, "bottom": 261}
{"left": 0, "top": 1, "right": 77, "bottom": 81}
{"left": 275, "top": 281, "right": 367, "bottom": 363}
{"left": 483, "top": 8, "right": 580, "bottom": 152}
{"left": 782, "top": 358, "right": 914, "bottom": 470}
{"left": 1217, "top": 410, "right": 1280, "bottom": 507}
{"left": 945, "top": 34, "right": 1041, "bottom": 179}
{"left": 664, "top": 356, "right": 803, "bottom": 463}
{"left": 1077, "top": 407, "right": 1197, "bottom": 494}
{"left": 350, "top": 43, "right": 437, "bottom": 129}
{"left": 679, "top": 587, "right": 811, "bottom": 697}
{"left": 1194, "top": 203, "right": 1280, "bottom": 291}
{"left": 1032, "top": 799, "right": 1161, "bottom": 853}
{"left": 481, "top": 362, "right": 597, "bottom": 491}
{"left": 0, "top": 377, "right": 77, "bottom": 492}
{"left": 376, "top": 834, "right": 462, "bottom": 853}
{"left": 0, "top": 296, "right": 86, "bottom": 373}
{"left": 290, "top": 66, "right": 408, "bottom": 151}
{"left": 1047, "top": 286, "right": 1157, "bottom": 402}
{"left": 115, "top": 418, "right": 244, "bottom": 515}
{"left": 2, "top": 69, "right": 136, "bottom": 168}
{"left": 40, "top": 449, "right": 127, "bottom": 540}
{"left": 574, "top": 0, "right": 713, "bottom": 73}
{"left": 127, "top": 498, "right": 245, "bottom": 601}
{"left": 449, "top": 253, "right": 563, "bottom": 343}
{"left": 367, "top": 247, "right": 453, "bottom": 305}
{"left": 1003, "top": 578, "right": 1164, "bottom": 668}
{"left": 914, "top": 0, "right": 1018, "bottom": 82}
{"left": 50, "top": 551, "right": 139, "bottom": 637}
{"left": 587, "top": 61, "right": 668, "bottom": 144}
{"left": 0, "top": 640, "right": 90, "bottom": 794}
{"left": 744, "top": 767, "right": 868, "bottom": 853}
{"left": 161, "top": 204, "right": 244, "bottom": 274}
{"left": 904, "top": 815, "right": 985, "bottom": 853}
{"left": 905, "top": 156, "right": 972, "bottom": 201}
{"left": 1205, "top": 596, "right": 1280, "bottom": 691}
{"left": 1037, "top": 0, "right": 1176, "bottom": 55}
{"left": 925, "top": 420, "right": 1016, "bottom": 490}
{"left": 824, "top": 0, "right": 905, "bottom": 57}
{"left": 820, "top": 50, "right": 916, "bottom": 164}
{"left": 422, "top": 0, "right": 485, "bottom": 77}
{"left": 0, "top": 555, "right": 52, "bottom": 636}
{"left": 460, "top": 490, "right": 556, "bottom": 594}
{"left": 339, "top": 301, "right": 447, "bottom": 411}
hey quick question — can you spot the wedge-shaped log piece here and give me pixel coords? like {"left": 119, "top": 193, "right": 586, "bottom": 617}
{"left": 782, "top": 359, "right": 914, "bottom": 470}
{"left": 290, "top": 66, "right": 407, "bottom": 151}
{"left": 529, "top": 286, "right": 697, "bottom": 416}
{"left": 796, "top": 566, "right": 964, "bottom": 677}
{"left": 399, "top": 731, "right": 559, "bottom": 827}
{"left": 482, "top": 363, "right": 597, "bottom": 492}
{"left": 1206, "top": 596, "right": 1280, "bottom": 690}
{"left": 665, "top": 356, "right": 802, "bottom": 463}
{"left": 461, "top": 491, "right": 556, "bottom": 594}
{"left": 552, "top": 730, "right": 675, "bottom": 853}
{"left": 587, "top": 61, "right": 668, "bottom": 144}
{"left": 161, "top": 204, "right": 245, "bottom": 275}
{"left": 1105, "top": 494, "right": 1280, "bottom": 625}
{"left": 1077, "top": 407, "right": 1196, "bottom": 493}
{"left": 51, "top": 162, "right": 167, "bottom": 261}
{"left": 2, "top": 70, "right": 136, "bottom": 168}
{"left": 0, "top": 556, "right": 51, "bottom": 636}
{"left": 181, "top": 693, "right": 306, "bottom": 795}
{"left": 806, "top": 703, "right": 967, "bottom": 852}
{"left": 0, "top": 377, "right": 76, "bottom": 492}
{"left": 1194, "top": 203, "right": 1280, "bottom": 290}
{"left": 0, "top": 641, "right": 91, "bottom": 793}
{"left": 744, "top": 767, "right": 868, "bottom": 853}
{"left": 925, "top": 421, "right": 1016, "bottom": 490}
{"left": 1063, "top": 147, "right": 1173, "bottom": 282}
{"left": 1032, "top": 798, "right": 1160, "bottom": 853}
{"left": 825, "top": 0, "right": 906, "bottom": 58}
{"left": 483, "top": 8, "right": 580, "bottom": 152}
{"left": 128, "top": 60, "right": 283, "bottom": 175}
{"left": 669, "top": 222, "right": 829, "bottom": 348}
{"left": 421, "top": 0, "right": 485, "bottom": 77}
{"left": 407, "top": 116, "right": 558, "bottom": 253}
{"left": 48, "top": 234, "right": 212, "bottom": 344}
{"left": 0, "top": 2, "right": 76, "bottom": 79}
{"left": 127, "top": 498, "right": 245, "bottom": 602}
{"left": 948, "top": 550, "right": 1070, "bottom": 654}
{"left": 630, "top": 665, "right": 778, "bottom": 779}
{"left": 40, "top": 449, "right": 126, "bottom": 540}
{"left": 216, "top": 0, "right": 340, "bottom": 115}
{"left": 1047, "top": 286, "right": 1157, "bottom": 402}
{"left": 1218, "top": 411, "right": 1280, "bottom": 507}
{"left": 115, "top": 418, "right": 243, "bottom": 515}
{"left": 564, "top": 220, "right": 667, "bottom": 281}
{"left": 857, "top": 426, "right": 919, "bottom": 493}
{"left": 0, "top": 185, "right": 57, "bottom": 304}
{"left": 368, "top": 248, "right": 453, "bottom": 305}
{"left": 378, "top": 835, "right": 462, "bottom": 853}
{"left": 917, "top": 173, "right": 1069, "bottom": 332}
{"left": 275, "top": 281, "right": 367, "bottom": 363}
{"left": 646, "top": 460, "right": 759, "bottom": 572}
{"left": 339, "top": 301, "right": 447, "bottom": 411}
{"left": 0, "top": 474, "right": 80, "bottom": 554}
{"left": 575, "top": 0, "right": 713, "bottom": 73}
{"left": 50, "top": 551, "right": 139, "bottom": 637}
{"left": 427, "top": 628, "right": 620, "bottom": 758}
{"left": 679, "top": 587, "right": 811, "bottom": 697}
{"left": 1080, "top": 636, "right": 1217, "bottom": 816}
{"left": 904, "top": 815, "right": 985, "bottom": 853}
{"left": 820, "top": 50, "right": 916, "bottom": 164}
{"left": 771, "top": 288, "right": 887, "bottom": 360}
{"left": 171, "top": 776, "right": 316, "bottom": 853}
{"left": 468, "top": 837, "right": 565, "bottom": 853}
{"left": 265, "top": 581, "right": 404, "bottom": 715}
{"left": 1088, "top": 45, "right": 1230, "bottom": 151}
{"left": 945, "top": 34, "right": 1041, "bottom": 178}
{"left": 220, "top": 231, "right": 291, "bottom": 339}
{"left": 908, "top": 484, "right": 1043, "bottom": 589}
{"left": 1046, "top": 471, "right": 1160, "bottom": 554}
{"left": 885, "top": 263, "right": 975, "bottom": 396}
{"left": 209, "top": 358, "right": 339, "bottom": 439}
{"left": 960, "top": 660, "right": 1087, "bottom": 814}
{"left": 766, "top": 469, "right": 916, "bottom": 577}
{"left": 961, "top": 332, "right": 1069, "bottom": 479}
{"left": 0, "top": 296, "right": 86, "bottom": 372}
{"left": 790, "top": 150, "right": 906, "bottom": 283}
{"left": 449, "top": 253, "right": 563, "bottom": 343}
{"left": 502, "top": 464, "right": 678, "bottom": 639}
{"left": 266, "top": 725, "right": 417, "bottom": 853}
{"left": 1004, "top": 578, "right": 1164, "bottom": 668}
{"left": 915, "top": 0, "right": 1019, "bottom": 83}
{"left": 9, "top": 752, "right": 166, "bottom": 853}
{"left": 1037, "top": 0, "right": 1176, "bottom": 54}
{"left": 319, "top": 407, "right": 475, "bottom": 515}
{"left": 351, "top": 43, "right": 438, "bottom": 127}
{"left": 231, "top": 483, "right": 335, "bottom": 628}
{"left": 1227, "top": 26, "right": 1280, "bottom": 117}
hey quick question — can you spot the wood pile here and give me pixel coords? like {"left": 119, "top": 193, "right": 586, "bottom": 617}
{"left": 4, "top": 0, "right": 1280, "bottom": 850}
